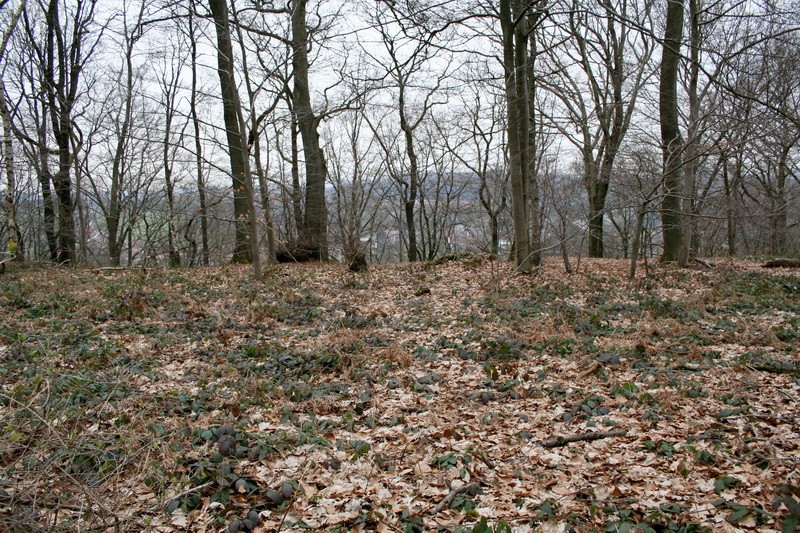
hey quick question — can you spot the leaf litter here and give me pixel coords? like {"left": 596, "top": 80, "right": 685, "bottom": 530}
{"left": 0, "top": 257, "right": 798, "bottom": 531}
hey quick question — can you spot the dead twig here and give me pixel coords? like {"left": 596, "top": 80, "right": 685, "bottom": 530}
{"left": 578, "top": 361, "right": 601, "bottom": 379}
{"left": 673, "top": 354, "right": 713, "bottom": 372}
{"left": 427, "top": 482, "right": 482, "bottom": 516}
{"left": 539, "top": 428, "right": 628, "bottom": 448}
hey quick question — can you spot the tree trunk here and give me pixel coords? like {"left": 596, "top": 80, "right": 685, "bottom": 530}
{"left": 722, "top": 157, "right": 736, "bottom": 256}
{"left": 629, "top": 203, "right": 648, "bottom": 279}
{"left": 587, "top": 177, "right": 609, "bottom": 258}
{"left": 188, "top": 1, "right": 209, "bottom": 266}
{"left": 38, "top": 128, "right": 58, "bottom": 261}
{"left": 292, "top": 0, "right": 328, "bottom": 260}
{"left": 107, "top": 18, "right": 137, "bottom": 267}
{"left": 527, "top": 18, "right": 542, "bottom": 267}
{"left": 231, "top": 6, "right": 276, "bottom": 264}
{"left": 772, "top": 147, "right": 790, "bottom": 255}
{"left": 682, "top": 0, "right": 701, "bottom": 262}
{"left": 0, "top": 3, "right": 25, "bottom": 260}
{"left": 500, "top": 0, "right": 532, "bottom": 273}
{"left": 43, "top": 0, "right": 77, "bottom": 264}
{"left": 164, "top": 149, "right": 180, "bottom": 267}
{"left": 659, "top": 0, "right": 685, "bottom": 264}
{"left": 0, "top": 78, "right": 23, "bottom": 260}
{"left": 489, "top": 215, "right": 499, "bottom": 256}
{"left": 209, "top": 0, "right": 253, "bottom": 264}
{"left": 290, "top": 107, "right": 303, "bottom": 239}
{"left": 398, "top": 85, "right": 419, "bottom": 262}
{"left": 71, "top": 136, "right": 87, "bottom": 261}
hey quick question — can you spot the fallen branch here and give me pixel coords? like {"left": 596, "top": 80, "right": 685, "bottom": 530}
{"left": 578, "top": 361, "right": 601, "bottom": 379}
{"left": 749, "top": 361, "right": 799, "bottom": 375}
{"left": 690, "top": 258, "right": 716, "bottom": 268}
{"left": 539, "top": 428, "right": 628, "bottom": 448}
{"left": 673, "top": 355, "right": 713, "bottom": 372}
{"left": 427, "top": 482, "right": 482, "bottom": 516}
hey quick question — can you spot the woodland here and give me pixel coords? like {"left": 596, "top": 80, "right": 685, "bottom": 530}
{"left": 1, "top": 0, "right": 800, "bottom": 532}
{"left": 0, "top": 0, "right": 798, "bottom": 269}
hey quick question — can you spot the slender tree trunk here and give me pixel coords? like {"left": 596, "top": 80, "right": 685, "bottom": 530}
{"left": 500, "top": 0, "right": 532, "bottom": 273}
{"left": 772, "top": 147, "right": 789, "bottom": 255}
{"left": 209, "top": 0, "right": 252, "bottom": 264}
{"left": 489, "top": 215, "right": 499, "bottom": 256}
{"left": 659, "top": 0, "right": 685, "bottom": 264}
{"left": 164, "top": 145, "right": 180, "bottom": 267}
{"left": 188, "top": 1, "right": 209, "bottom": 266}
{"left": 254, "top": 143, "right": 277, "bottom": 262}
{"left": 527, "top": 21, "right": 542, "bottom": 266}
{"left": 38, "top": 128, "right": 57, "bottom": 261}
{"left": 682, "top": 0, "right": 701, "bottom": 262}
{"left": 629, "top": 203, "right": 648, "bottom": 279}
{"left": 231, "top": 8, "right": 276, "bottom": 263}
{"left": 398, "top": 85, "right": 419, "bottom": 262}
{"left": 71, "top": 136, "right": 87, "bottom": 261}
{"left": 290, "top": 109, "right": 303, "bottom": 238}
{"left": 722, "top": 157, "right": 736, "bottom": 256}
{"left": 107, "top": 25, "right": 136, "bottom": 267}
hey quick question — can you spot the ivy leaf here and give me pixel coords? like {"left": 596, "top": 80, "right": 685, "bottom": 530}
{"left": 727, "top": 506, "right": 750, "bottom": 523}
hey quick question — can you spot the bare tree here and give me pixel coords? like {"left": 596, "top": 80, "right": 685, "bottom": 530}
{"left": 499, "top": 0, "right": 546, "bottom": 272}
{"left": 0, "top": 0, "right": 25, "bottom": 260}
{"left": 359, "top": 1, "right": 456, "bottom": 262}
{"left": 155, "top": 31, "right": 186, "bottom": 267}
{"left": 541, "top": 0, "right": 655, "bottom": 258}
{"left": 186, "top": 0, "right": 210, "bottom": 265}
{"left": 659, "top": 0, "right": 685, "bottom": 263}
{"left": 22, "top": 0, "right": 102, "bottom": 264}
{"left": 440, "top": 88, "right": 509, "bottom": 256}
{"left": 325, "top": 100, "right": 387, "bottom": 266}
{"left": 208, "top": 0, "right": 261, "bottom": 276}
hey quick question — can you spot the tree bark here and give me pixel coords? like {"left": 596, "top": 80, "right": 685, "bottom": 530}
{"left": 37, "top": 117, "right": 58, "bottom": 261}
{"left": 0, "top": 78, "right": 23, "bottom": 260}
{"left": 43, "top": 0, "right": 81, "bottom": 264}
{"left": 500, "top": 0, "right": 532, "bottom": 273}
{"left": 659, "top": 0, "right": 685, "bottom": 264}
{"left": 209, "top": 0, "right": 261, "bottom": 276}
{"left": 682, "top": 0, "right": 701, "bottom": 262}
{"left": 209, "top": 0, "right": 253, "bottom": 264}
{"left": 398, "top": 84, "right": 419, "bottom": 262}
{"left": 291, "top": 0, "right": 328, "bottom": 260}
{"left": 0, "top": 2, "right": 24, "bottom": 260}
{"left": 231, "top": 5, "right": 276, "bottom": 263}
{"left": 188, "top": 0, "right": 209, "bottom": 266}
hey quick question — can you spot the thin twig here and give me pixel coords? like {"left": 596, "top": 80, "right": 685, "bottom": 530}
{"left": 158, "top": 481, "right": 213, "bottom": 511}
{"left": 427, "top": 482, "right": 481, "bottom": 516}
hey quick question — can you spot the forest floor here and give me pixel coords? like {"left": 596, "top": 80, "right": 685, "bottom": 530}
{"left": 0, "top": 256, "right": 798, "bottom": 532}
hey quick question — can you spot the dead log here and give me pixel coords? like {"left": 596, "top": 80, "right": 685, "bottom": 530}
{"left": 763, "top": 258, "right": 800, "bottom": 268}
{"left": 539, "top": 428, "right": 628, "bottom": 448}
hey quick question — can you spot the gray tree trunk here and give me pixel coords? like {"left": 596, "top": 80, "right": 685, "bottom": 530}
{"left": 209, "top": 0, "right": 254, "bottom": 264}
{"left": 209, "top": 0, "right": 261, "bottom": 276}
{"left": 291, "top": 0, "right": 328, "bottom": 260}
{"left": 659, "top": 0, "right": 685, "bottom": 264}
